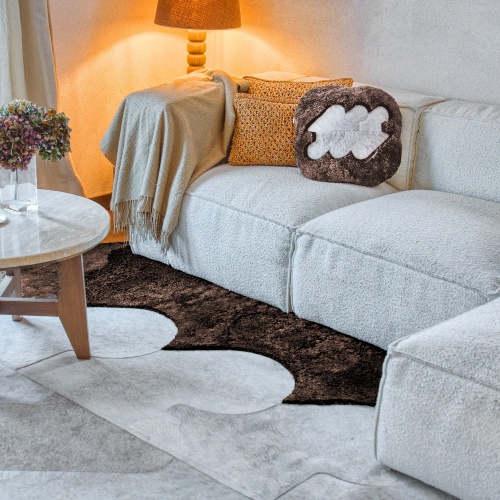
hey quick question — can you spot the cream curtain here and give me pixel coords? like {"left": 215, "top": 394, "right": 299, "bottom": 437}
{"left": 0, "top": 0, "right": 84, "bottom": 196}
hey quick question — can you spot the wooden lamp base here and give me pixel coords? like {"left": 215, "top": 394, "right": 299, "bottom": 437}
{"left": 187, "top": 30, "right": 207, "bottom": 73}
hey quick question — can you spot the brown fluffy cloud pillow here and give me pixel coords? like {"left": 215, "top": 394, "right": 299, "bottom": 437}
{"left": 294, "top": 86, "right": 402, "bottom": 186}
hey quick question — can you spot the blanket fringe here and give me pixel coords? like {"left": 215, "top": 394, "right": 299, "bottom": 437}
{"left": 111, "top": 197, "right": 170, "bottom": 251}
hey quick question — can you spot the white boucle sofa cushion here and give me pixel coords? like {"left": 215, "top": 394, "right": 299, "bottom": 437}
{"left": 375, "top": 298, "right": 500, "bottom": 500}
{"left": 291, "top": 190, "right": 500, "bottom": 347}
{"left": 413, "top": 99, "right": 500, "bottom": 203}
{"left": 168, "top": 164, "right": 395, "bottom": 311}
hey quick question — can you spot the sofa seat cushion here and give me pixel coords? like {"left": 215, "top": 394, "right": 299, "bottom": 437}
{"left": 291, "top": 190, "right": 500, "bottom": 347}
{"left": 375, "top": 298, "right": 500, "bottom": 499}
{"left": 168, "top": 164, "right": 395, "bottom": 311}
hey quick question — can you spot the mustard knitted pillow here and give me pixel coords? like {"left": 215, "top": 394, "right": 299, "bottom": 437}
{"left": 229, "top": 77, "right": 354, "bottom": 166}
{"left": 243, "top": 76, "right": 354, "bottom": 100}
{"left": 229, "top": 94, "right": 299, "bottom": 166}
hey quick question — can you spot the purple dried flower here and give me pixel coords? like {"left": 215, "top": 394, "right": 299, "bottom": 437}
{"left": 0, "top": 115, "right": 42, "bottom": 170}
{"left": 0, "top": 99, "right": 71, "bottom": 170}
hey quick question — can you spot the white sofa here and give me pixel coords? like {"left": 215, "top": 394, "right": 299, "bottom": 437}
{"left": 131, "top": 77, "right": 500, "bottom": 499}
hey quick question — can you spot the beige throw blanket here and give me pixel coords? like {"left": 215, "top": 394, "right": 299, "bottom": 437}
{"left": 100, "top": 69, "right": 246, "bottom": 249}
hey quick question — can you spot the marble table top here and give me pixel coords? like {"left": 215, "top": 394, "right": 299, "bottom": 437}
{"left": 0, "top": 190, "right": 110, "bottom": 269}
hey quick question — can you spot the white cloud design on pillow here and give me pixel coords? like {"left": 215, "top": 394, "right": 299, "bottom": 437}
{"left": 307, "top": 105, "right": 389, "bottom": 160}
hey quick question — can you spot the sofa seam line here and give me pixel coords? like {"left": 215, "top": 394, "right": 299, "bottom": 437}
{"left": 294, "top": 232, "right": 490, "bottom": 300}
{"left": 388, "top": 349, "right": 500, "bottom": 393}
{"left": 373, "top": 353, "right": 392, "bottom": 460}
{"left": 288, "top": 229, "right": 299, "bottom": 313}
{"left": 407, "top": 110, "right": 420, "bottom": 189}
{"left": 392, "top": 102, "right": 441, "bottom": 111}
{"left": 422, "top": 110, "right": 500, "bottom": 125}
{"left": 405, "top": 108, "right": 418, "bottom": 189}
{"left": 184, "top": 192, "right": 296, "bottom": 230}
{"left": 408, "top": 104, "right": 434, "bottom": 190}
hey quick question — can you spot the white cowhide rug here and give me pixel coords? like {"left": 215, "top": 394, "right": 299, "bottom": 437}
{"left": 0, "top": 308, "right": 453, "bottom": 499}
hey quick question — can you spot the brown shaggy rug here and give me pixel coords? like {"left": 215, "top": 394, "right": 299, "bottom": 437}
{"left": 21, "top": 244, "right": 386, "bottom": 405}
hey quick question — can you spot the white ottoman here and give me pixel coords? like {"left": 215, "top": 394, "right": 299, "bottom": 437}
{"left": 375, "top": 298, "right": 500, "bottom": 499}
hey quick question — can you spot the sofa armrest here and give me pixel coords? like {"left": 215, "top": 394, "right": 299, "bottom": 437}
{"left": 374, "top": 298, "right": 500, "bottom": 500}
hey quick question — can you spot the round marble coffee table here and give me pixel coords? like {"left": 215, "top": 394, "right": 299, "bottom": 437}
{"left": 0, "top": 190, "right": 110, "bottom": 359}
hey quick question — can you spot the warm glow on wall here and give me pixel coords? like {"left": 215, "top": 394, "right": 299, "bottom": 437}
{"left": 49, "top": 0, "right": 187, "bottom": 198}
{"left": 58, "top": 32, "right": 185, "bottom": 198}
{"left": 154, "top": 0, "right": 241, "bottom": 73}
{"left": 206, "top": 30, "right": 285, "bottom": 75}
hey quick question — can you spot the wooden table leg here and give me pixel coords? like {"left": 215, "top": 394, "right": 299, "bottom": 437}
{"left": 6, "top": 269, "right": 23, "bottom": 321}
{"left": 58, "top": 254, "right": 91, "bottom": 359}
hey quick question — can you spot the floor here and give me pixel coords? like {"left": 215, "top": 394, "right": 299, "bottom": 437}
{"left": 0, "top": 307, "right": 453, "bottom": 499}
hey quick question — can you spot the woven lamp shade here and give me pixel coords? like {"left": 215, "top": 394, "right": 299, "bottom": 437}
{"left": 155, "top": 0, "right": 241, "bottom": 30}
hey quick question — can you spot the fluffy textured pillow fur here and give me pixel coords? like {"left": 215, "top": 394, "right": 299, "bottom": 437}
{"left": 295, "top": 86, "right": 402, "bottom": 187}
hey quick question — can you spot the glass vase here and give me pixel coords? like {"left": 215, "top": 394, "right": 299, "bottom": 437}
{"left": 0, "top": 155, "right": 38, "bottom": 213}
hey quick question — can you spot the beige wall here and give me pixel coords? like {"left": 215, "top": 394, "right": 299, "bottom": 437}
{"left": 212, "top": 0, "right": 498, "bottom": 103}
{"left": 50, "top": 0, "right": 499, "bottom": 198}
{"left": 49, "top": 0, "right": 186, "bottom": 198}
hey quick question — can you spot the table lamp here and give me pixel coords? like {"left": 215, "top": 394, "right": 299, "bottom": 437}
{"left": 155, "top": 0, "right": 241, "bottom": 74}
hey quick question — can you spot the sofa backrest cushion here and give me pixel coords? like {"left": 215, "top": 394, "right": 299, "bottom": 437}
{"left": 413, "top": 100, "right": 500, "bottom": 203}
{"left": 352, "top": 83, "right": 443, "bottom": 191}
